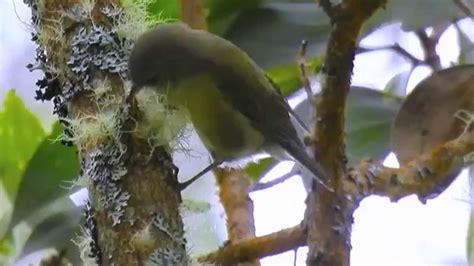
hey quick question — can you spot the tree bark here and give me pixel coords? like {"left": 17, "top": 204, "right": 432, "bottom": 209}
{"left": 26, "top": 0, "right": 188, "bottom": 264}
{"left": 306, "top": 1, "right": 387, "bottom": 265}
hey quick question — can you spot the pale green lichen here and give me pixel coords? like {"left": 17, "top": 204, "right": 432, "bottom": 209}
{"left": 60, "top": 107, "right": 121, "bottom": 149}
{"left": 180, "top": 199, "right": 211, "bottom": 214}
{"left": 91, "top": 77, "right": 114, "bottom": 100}
{"left": 455, "top": 109, "right": 474, "bottom": 136}
{"left": 60, "top": 173, "right": 91, "bottom": 191}
{"left": 74, "top": 174, "right": 92, "bottom": 188}
{"left": 146, "top": 247, "right": 190, "bottom": 266}
{"left": 130, "top": 223, "right": 155, "bottom": 252}
{"left": 135, "top": 88, "right": 191, "bottom": 154}
{"left": 81, "top": 0, "right": 96, "bottom": 18}
{"left": 113, "top": 0, "right": 169, "bottom": 41}
{"left": 58, "top": 80, "right": 125, "bottom": 153}
{"left": 72, "top": 228, "right": 99, "bottom": 266}
{"left": 465, "top": 153, "right": 474, "bottom": 165}
{"left": 32, "top": 14, "right": 70, "bottom": 78}
{"left": 454, "top": 109, "right": 474, "bottom": 165}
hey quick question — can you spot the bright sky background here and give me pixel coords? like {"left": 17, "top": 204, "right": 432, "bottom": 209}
{"left": 2, "top": 0, "right": 473, "bottom": 265}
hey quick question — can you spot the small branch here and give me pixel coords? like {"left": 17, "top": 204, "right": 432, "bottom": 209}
{"left": 357, "top": 44, "right": 425, "bottom": 67}
{"left": 292, "top": 249, "right": 298, "bottom": 266}
{"left": 416, "top": 25, "right": 447, "bottom": 71}
{"left": 250, "top": 171, "right": 296, "bottom": 192}
{"left": 297, "top": 40, "right": 316, "bottom": 103}
{"left": 307, "top": 1, "right": 387, "bottom": 265}
{"left": 345, "top": 130, "right": 474, "bottom": 203}
{"left": 197, "top": 225, "right": 305, "bottom": 264}
{"left": 215, "top": 169, "right": 259, "bottom": 266}
{"left": 453, "top": 0, "right": 474, "bottom": 16}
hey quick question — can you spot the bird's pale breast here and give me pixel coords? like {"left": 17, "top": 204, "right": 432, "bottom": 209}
{"left": 168, "top": 74, "right": 265, "bottom": 160}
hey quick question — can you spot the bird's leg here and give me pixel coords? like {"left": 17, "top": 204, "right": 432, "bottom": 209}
{"left": 178, "top": 160, "right": 222, "bottom": 191}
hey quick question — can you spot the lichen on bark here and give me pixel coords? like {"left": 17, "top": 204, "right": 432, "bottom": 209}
{"left": 25, "top": 0, "right": 190, "bottom": 264}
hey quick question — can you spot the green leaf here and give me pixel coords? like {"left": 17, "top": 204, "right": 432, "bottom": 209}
{"left": 346, "top": 88, "right": 402, "bottom": 165}
{"left": 267, "top": 55, "right": 324, "bottom": 95}
{"left": 384, "top": 69, "right": 412, "bottom": 97}
{"left": 10, "top": 222, "right": 32, "bottom": 259}
{"left": 0, "top": 90, "right": 46, "bottom": 199}
{"left": 205, "top": 0, "right": 262, "bottom": 34}
{"left": 0, "top": 183, "right": 13, "bottom": 239}
{"left": 20, "top": 196, "right": 81, "bottom": 256}
{"left": 0, "top": 184, "right": 14, "bottom": 260}
{"left": 147, "top": 0, "right": 180, "bottom": 20}
{"left": 0, "top": 239, "right": 14, "bottom": 262}
{"left": 11, "top": 122, "right": 79, "bottom": 226}
{"left": 267, "top": 64, "right": 301, "bottom": 96}
{"left": 1, "top": 115, "right": 80, "bottom": 260}
{"left": 244, "top": 158, "right": 277, "bottom": 181}
{"left": 0, "top": 238, "right": 13, "bottom": 253}
{"left": 222, "top": 2, "right": 330, "bottom": 69}
{"left": 294, "top": 87, "right": 402, "bottom": 166}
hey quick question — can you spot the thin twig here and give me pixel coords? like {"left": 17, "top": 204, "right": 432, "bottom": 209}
{"left": 297, "top": 40, "right": 315, "bottom": 103}
{"left": 306, "top": 1, "right": 388, "bottom": 265}
{"left": 357, "top": 44, "right": 425, "bottom": 66}
{"left": 344, "top": 130, "right": 474, "bottom": 203}
{"left": 416, "top": 26, "right": 446, "bottom": 71}
{"left": 453, "top": 0, "right": 474, "bottom": 16}
{"left": 295, "top": 39, "right": 316, "bottom": 133}
{"left": 215, "top": 169, "right": 260, "bottom": 266}
{"left": 250, "top": 171, "right": 296, "bottom": 192}
{"left": 292, "top": 248, "right": 298, "bottom": 266}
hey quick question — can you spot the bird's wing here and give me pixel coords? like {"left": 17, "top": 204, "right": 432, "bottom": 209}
{"left": 214, "top": 68, "right": 330, "bottom": 188}
{"left": 214, "top": 66, "right": 304, "bottom": 150}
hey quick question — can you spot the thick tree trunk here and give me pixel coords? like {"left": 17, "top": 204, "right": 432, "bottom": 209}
{"left": 26, "top": 0, "right": 188, "bottom": 264}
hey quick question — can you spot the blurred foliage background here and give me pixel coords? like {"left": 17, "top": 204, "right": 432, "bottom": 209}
{"left": 1, "top": 0, "right": 474, "bottom": 265}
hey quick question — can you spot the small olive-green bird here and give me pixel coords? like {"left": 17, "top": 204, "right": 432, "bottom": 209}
{"left": 128, "top": 22, "right": 331, "bottom": 191}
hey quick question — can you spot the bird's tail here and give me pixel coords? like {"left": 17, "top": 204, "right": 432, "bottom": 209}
{"left": 281, "top": 140, "right": 333, "bottom": 192}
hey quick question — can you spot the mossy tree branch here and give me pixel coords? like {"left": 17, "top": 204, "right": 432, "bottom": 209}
{"left": 344, "top": 130, "right": 473, "bottom": 203}
{"left": 27, "top": 0, "right": 187, "bottom": 264}
{"left": 215, "top": 169, "right": 259, "bottom": 266}
{"left": 305, "top": 1, "right": 387, "bottom": 265}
